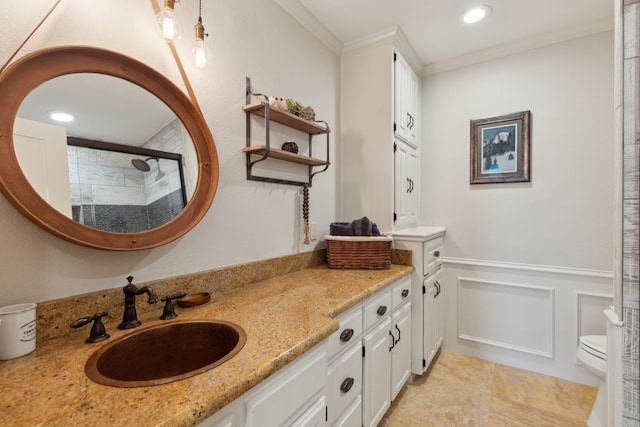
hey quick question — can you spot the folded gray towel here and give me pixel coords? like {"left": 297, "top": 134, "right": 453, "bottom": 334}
{"left": 330, "top": 222, "right": 354, "bottom": 236}
{"left": 352, "top": 217, "right": 372, "bottom": 236}
{"left": 330, "top": 217, "right": 381, "bottom": 236}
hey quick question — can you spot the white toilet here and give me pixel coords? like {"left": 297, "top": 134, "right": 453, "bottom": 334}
{"left": 577, "top": 334, "right": 607, "bottom": 427}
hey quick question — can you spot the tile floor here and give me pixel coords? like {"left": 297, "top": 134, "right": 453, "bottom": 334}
{"left": 380, "top": 351, "right": 598, "bottom": 427}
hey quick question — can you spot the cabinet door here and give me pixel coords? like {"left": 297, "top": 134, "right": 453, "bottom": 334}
{"left": 332, "top": 395, "right": 361, "bottom": 427}
{"left": 423, "top": 272, "right": 437, "bottom": 368}
{"left": 326, "top": 342, "right": 362, "bottom": 425}
{"left": 394, "top": 140, "right": 418, "bottom": 226}
{"left": 244, "top": 346, "right": 326, "bottom": 427}
{"left": 433, "top": 269, "right": 444, "bottom": 352}
{"left": 406, "top": 66, "right": 419, "bottom": 145}
{"left": 423, "top": 268, "right": 443, "bottom": 369}
{"left": 394, "top": 52, "right": 410, "bottom": 144}
{"left": 290, "top": 396, "right": 327, "bottom": 427}
{"left": 390, "top": 301, "right": 412, "bottom": 400}
{"left": 198, "top": 401, "right": 240, "bottom": 427}
{"left": 362, "top": 317, "right": 392, "bottom": 427}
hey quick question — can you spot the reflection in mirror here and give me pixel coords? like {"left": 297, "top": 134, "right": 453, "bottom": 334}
{"left": 66, "top": 138, "right": 187, "bottom": 233}
{"left": 14, "top": 73, "right": 198, "bottom": 232}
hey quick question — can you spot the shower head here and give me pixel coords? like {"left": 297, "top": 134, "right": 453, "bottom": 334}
{"left": 131, "top": 157, "right": 152, "bottom": 172}
{"left": 132, "top": 157, "right": 165, "bottom": 182}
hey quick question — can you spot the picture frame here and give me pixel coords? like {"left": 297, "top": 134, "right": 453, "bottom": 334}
{"left": 470, "top": 110, "right": 531, "bottom": 184}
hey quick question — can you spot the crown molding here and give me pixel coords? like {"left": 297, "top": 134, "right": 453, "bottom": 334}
{"left": 272, "top": 0, "right": 343, "bottom": 56}
{"left": 342, "top": 26, "right": 422, "bottom": 73}
{"left": 422, "top": 17, "right": 614, "bottom": 76}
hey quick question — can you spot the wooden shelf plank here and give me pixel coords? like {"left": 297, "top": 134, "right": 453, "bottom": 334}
{"left": 243, "top": 102, "right": 330, "bottom": 135}
{"left": 243, "top": 146, "right": 328, "bottom": 166}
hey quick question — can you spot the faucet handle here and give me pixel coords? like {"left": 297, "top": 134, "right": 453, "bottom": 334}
{"left": 160, "top": 292, "right": 187, "bottom": 320}
{"left": 71, "top": 312, "right": 110, "bottom": 343}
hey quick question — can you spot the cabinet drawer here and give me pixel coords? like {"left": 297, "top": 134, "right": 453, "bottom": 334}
{"left": 326, "top": 342, "right": 362, "bottom": 425}
{"left": 363, "top": 289, "right": 392, "bottom": 332}
{"left": 244, "top": 345, "right": 326, "bottom": 427}
{"left": 327, "top": 306, "right": 362, "bottom": 360}
{"left": 391, "top": 276, "right": 412, "bottom": 310}
{"left": 331, "top": 394, "right": 362, "bottom": 427}
{"left": 423, "top": 237, "right": 443, "bottom": 276}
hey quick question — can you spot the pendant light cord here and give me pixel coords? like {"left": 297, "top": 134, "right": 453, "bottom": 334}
{"left": 3, "top": 1, "right": 202, "bottom": 118}
{"left": 0, "top": 0, "right": 62, "bottom": 74}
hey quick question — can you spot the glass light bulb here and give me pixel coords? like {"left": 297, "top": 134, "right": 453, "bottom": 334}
{"left": 156, "top": 9, "right": 182, "bottom": 41}
{"left": 193, "top": 40, "right": 211, "bottom": 69}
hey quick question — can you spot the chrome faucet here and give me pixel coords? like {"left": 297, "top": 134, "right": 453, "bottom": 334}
{"left": 118, "top": 276, "right": 159, "bottom": 329}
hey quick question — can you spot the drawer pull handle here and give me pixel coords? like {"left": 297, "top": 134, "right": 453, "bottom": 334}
{"left": 377, "top": 305, "right": 387, "bottom": 316}
{"left": 434, "top": 250, "right": 440, "bottom": 258}
{"left": 339, "top": 328, "right": 354, "bottom": 342}
{"left": 340, "top": 377, "right": 355, "bottom": 393}
{"left": 401, "top": 289, "right": 409, "bottom": 298}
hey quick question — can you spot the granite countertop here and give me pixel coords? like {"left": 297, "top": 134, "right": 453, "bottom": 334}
{"left": 0, "top": 264, "right": 412, "bottom": 426}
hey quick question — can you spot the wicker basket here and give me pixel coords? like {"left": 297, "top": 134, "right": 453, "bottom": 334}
{"left": 325, "top": 235, "right": 393, "bottom": 269}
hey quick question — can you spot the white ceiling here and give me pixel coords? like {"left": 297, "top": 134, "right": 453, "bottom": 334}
{"left": 18, "top": 73, "right": 176, "bottom": 146}
{"left": 279, "top": 0, "right": 613, "bottom": 72}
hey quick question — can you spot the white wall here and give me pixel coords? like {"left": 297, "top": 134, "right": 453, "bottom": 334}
{"left": 422, "top": 31, "right": 615, "bottom": 384}
{"left": 422, "top": 31, "right": 614, "bottom": 271}
{"left": 0, "top": 0, "right": 339, "bottom": 303}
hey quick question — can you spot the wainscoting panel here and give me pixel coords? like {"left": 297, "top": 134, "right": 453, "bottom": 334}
{"left": 576, "top": 291, "right": 614, "bottom": 340}
{"left": 458, "top": 278, "right": 554, "bottom": 358}
{"left": 443, "top": 258, "right": 613, "bottom": 385}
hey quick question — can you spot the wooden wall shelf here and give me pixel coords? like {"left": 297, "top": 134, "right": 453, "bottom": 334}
{"left": 243, "top": 77, "right": 330, "bottom": 187}
{"left": 242, "top": 146, "right": 328, "bottom": 167}
{"left": 242, "top": 102, "right": 329, "bottom": 136}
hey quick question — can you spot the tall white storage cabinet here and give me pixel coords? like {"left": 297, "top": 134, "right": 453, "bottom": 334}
{"left": 340, "top": 29, "right": 421, "bottom": 231}
{"left": 392, "top": 227, "right": 446, "bottom": 374}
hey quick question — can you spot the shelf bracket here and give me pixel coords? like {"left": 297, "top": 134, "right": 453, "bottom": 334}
{"left": 245, "top": 77, "right": 271, "bottom": 174}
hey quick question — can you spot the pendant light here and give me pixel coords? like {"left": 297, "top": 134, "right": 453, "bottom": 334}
{"left": 193, "top": 0, "right": 212, "bottom": 68}
{"left": 156, "top": 0, "right": 182, "bottom": 42}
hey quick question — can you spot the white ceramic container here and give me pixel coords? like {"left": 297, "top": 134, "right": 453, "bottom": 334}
{"left": 0, "top": 303, "right": 37, "bottom": 360}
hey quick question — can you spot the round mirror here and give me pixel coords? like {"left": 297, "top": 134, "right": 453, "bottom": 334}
{"left": 0, "top": 46, "right": 218, "bottom": 250}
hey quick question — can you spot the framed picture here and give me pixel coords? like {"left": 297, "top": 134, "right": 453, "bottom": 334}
{"left": 470, "top": 110, "right": 531, "bottom": 184}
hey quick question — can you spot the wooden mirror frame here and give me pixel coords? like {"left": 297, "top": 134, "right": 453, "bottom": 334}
{"left": 0, "top": 46, "right": 218, "bottom": 250}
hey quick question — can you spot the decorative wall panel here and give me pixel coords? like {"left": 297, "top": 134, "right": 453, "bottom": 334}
{"left": 458, "top": 277, "right": 554, "bottom": 357}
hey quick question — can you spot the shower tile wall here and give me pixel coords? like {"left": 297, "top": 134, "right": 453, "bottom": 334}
{"left": 66, "top": 118, "right": 188, "bottom": 233}
{"left": 622, "top": 0, "right": 640, "bottom": 424}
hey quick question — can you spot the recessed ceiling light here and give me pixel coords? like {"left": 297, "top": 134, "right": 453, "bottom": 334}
{"left": 463, "top": 5, "right": 492, "bottom": 24}
{"left": 49, "top": 111, "right": 75, "bottom": 123}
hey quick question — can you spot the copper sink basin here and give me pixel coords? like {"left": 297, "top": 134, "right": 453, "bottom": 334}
{"left": 85, "top": 320, "right": 246, "bottom": 387}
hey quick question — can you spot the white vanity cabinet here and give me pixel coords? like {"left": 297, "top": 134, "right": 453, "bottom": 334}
{"left": 392, "top": 227, "right": 446, "bottom": 375}
{"left": 199, "top": 344, "right": 327, "bottom": 427}
{"left": 361, "top": 276, "right": 412, "bottom": 427}
{"left": 201, "top": 275, "right": 413, "bottom": 427}
{"left": 340, "top": 31, "right": 421, "bottom": 231}
{"left": 244, "top": 344, "right": 327, "bottom": 427}
{"left": 362, "top": 323, "right": 391, "bottom": 426}
{"left": 325, "top": 306, "right": 363, "bottom": 427}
